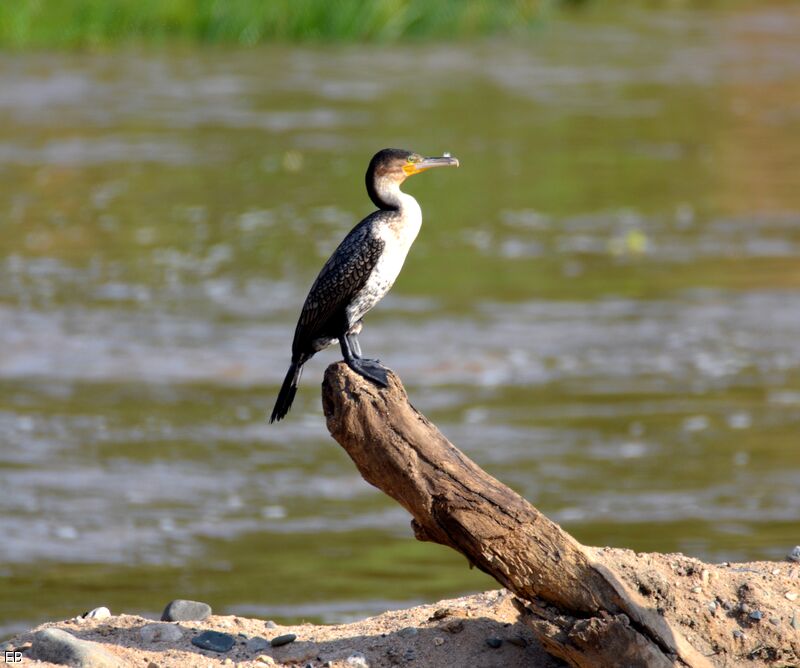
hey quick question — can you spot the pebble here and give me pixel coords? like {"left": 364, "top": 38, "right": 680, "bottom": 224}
{"left": 691, "top": 586, "right": 702, "bottom": 594}
{"left": 257, "top": 656, "right": 275, "bottom": 665}
{"left": 792, "top": 612, "right": 799, "bottom": 630}
{"left": 270, "top": 633, "right": 297, "bottom": 647}
{"left": 749, "top": 610, "right": 763, "bottom": 621}
{"left": 769, "top": 617, "right": 781, "bottom": 627}
{"left": 785, "top": 592, "right": 798, "bottom": 601}
{"left": 30, "top": 628, "right": 119, "bottom": 668}
{"left": 507, "top": 634, "right": 528, "bottom": 648}
{"left": 222, "top": 660, "right": 234, "bottom": 666}
{"left": 191, "top": 630, "right": 236, "bottom": 653}
{"left": 430, "top": 608, "right": 451, "bottom": 621}
{"left": 733, "top": 630, "right": 744, "bottom": 640}
{"left": 246, "top": 637, "right": 271, "bottom": 652}
{"left": 346, "top": 653, "right": 369, "bottom": 667}
{"left": 265, "top": 620, "right": 278, "bottom": 629}
{"left": 161, "top": 599, "right": 212, "bottom": 622}
{"left": 146, "top": 662, "right": 160, "bottom": 668}
{"left": 486, "top": 637, "right": 503, "bottom": 649}
{"left": 707, "top": 601, "right": 717, "bottom": 614}
{"left": 140, "top": 623, "right": 184, "bottom": 643}
{"left": 398, "top": 627, "right": 418, "bottom": 638}
{"left": 789, "top": 546, "right": 800, "bottom": 562}
{"left": 444, "top": 619, "right": 464, "bottom": 634}
{"left": 433, "top": 636, "right": 445, "bottom": 646}
{"left": 83, "top": 607, "right": 111, "bottom": 620}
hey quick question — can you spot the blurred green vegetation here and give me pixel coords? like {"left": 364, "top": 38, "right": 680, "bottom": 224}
{"left": 0, "top": 0, "right": 559, "bottom": 47}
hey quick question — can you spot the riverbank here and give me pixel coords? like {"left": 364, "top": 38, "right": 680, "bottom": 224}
{"left": 6, "top": 549, "right": 800, "bottom": 667}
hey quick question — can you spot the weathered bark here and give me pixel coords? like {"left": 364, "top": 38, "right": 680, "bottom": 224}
{"left": 322, "top": 363, "right": 714, "bottom": 668}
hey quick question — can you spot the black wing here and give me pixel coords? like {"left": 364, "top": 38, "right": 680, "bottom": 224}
{"left": 292, "top": 217, "right": 385, "bottom": 355}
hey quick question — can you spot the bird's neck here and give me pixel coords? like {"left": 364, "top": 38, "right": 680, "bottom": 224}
{"left": 368, "top": 176, "right": 408, "bottom": 211}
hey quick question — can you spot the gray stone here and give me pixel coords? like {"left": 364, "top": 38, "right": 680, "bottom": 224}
{"left": 265, "top": 620, "right": 278, "bottom": 629}
{"left": 788, "top": 546, "right": 800, "bottom": 562}
{"left": 161, "top": 599, "right": 212, "bottom": 622}
{"left": 486, "top": 637, "right": 503, "bottom": 649}
{"left": 31, "top": 628, "right": 121, "bottom": 668}
{"left": 270, "top": 633, "right": 297, "bottom": 647}
{"left": 191, "top": 630, "right": 236, "bottom": 653}
{"left": 398, "top": 627, "right": 418, "bottom": 638}
{"left": 246, "top": 637, "right": 271, "bottom": 652}
{"left": 749, "top": 610, "right": 763, "bottom": 621}
{"left": 140, "top": 623, "right": 184, "bottom": 643}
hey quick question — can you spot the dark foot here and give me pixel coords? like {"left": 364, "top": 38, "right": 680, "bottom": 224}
{"left": 347, "top": 357, "right": 389, "bottom": 387}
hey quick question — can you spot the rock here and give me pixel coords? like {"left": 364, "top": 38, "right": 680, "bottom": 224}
{"left": 444, "top": 619, "right": 464, "bottom": 634}
{"left": 30, "top": 628, "right": 121, "bottom": 668}
{"left": 749, "top": 610, "right": 763, "bottom": 621}
{"left": 161, "top": 599, "right": 212, "bottom": 622}
{"left": 433, "top": 636, "right": 445, "bottom": 647}
{"left": 769, "top": 617, "right": 781, "bottom": 626}
{"left": 191, "top": 630, "right": 236, "bottom": 652}
{"left": 83, "top": 607, "right": 111, "bottom": 620}
{"left": 707, "top": 601, "right": 717, "bottom": 614}
{"left": 146, "top": 663, "right": 160, "bottom": 668}
{"left": 346, "top": 653, "right": 370, "bottom": 667}
{"left": 788, "top": 546, "right": 800, "bottom": 562}
{"left": 690, "top": 586, "right": 702, "bottom": 594}
{"left": 507, "top": 634, "right": 528, "bottom": 648}
{"left": 265, "top": 620, "right": 278, "bottom": 629}
{"left": 140, "top": 623, "right": 184, "bottom": 643}
{"left": 398, "top": 626, "right": 418, "bottom": 638}
{"left": 486, "top": 637, "right": 503, "bottom": 649}
{"left": 270, "top": 633, "right": 297, "bottom": 647}
{"left": 429, "top": 607, "right": 451, "bottom": 621}
{"left": 785, "top": 592, "right": 798, "bottom": 601}
{"left": 246, "top": 637, "right": 271, "bottom": 652}
{"left": 792, "top": 611, "right": 799, "bottom": 630}
{"left": 257, "top": 656, "right": 276, "bottom": 665}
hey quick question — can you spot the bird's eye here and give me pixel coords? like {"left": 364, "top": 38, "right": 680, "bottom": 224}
{"left": 407, "top": 155, "right": 419, "bottom": 163}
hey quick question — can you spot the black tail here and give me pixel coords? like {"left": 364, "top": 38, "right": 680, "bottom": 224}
{"left": 270, "top": 360, "right": 303, "bottom": 423}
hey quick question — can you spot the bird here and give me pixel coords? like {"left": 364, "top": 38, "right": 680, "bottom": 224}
{"left": 270, "top": 148, "right": 459, "bottom": 423}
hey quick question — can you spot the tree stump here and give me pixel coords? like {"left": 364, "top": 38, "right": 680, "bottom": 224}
{"left": 321, "top": 363, "right": 730, "bottom": 667}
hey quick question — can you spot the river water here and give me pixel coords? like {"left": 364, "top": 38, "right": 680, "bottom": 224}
{"left": 2, "top": 4, "right": 800, "bottom": 636}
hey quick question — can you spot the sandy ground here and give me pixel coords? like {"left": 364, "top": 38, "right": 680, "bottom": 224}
{"left": 7, "top": 549, "right": 800, "bottom": 667}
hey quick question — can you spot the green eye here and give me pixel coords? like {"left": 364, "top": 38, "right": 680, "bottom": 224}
{"left": 407, "top": 155, "right": 419, "bottom": 163}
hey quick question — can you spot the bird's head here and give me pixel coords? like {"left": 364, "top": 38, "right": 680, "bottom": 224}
{"left": 366, "top": 148, "right": 459, "bottom": 208}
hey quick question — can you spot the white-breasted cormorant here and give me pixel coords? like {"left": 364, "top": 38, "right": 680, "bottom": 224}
{"left": 270, "top": 148, "right": 459, "bottom": 423}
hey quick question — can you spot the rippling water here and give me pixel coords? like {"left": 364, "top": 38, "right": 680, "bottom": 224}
{"left": 3, "top": 4, "right": 800, "bottom": 637}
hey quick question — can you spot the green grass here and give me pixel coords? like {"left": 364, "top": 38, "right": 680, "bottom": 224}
{"left": 0, "top": 0, "right": 560, "bottom": 48}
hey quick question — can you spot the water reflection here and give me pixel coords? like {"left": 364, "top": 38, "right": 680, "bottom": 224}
{"left": 2, "top": 3, "right": 800, "bottom": 636}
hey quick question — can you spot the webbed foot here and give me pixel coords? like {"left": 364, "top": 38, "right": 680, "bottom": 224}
{"left": 346, "top": 357, "right": 389, "bottom": 387}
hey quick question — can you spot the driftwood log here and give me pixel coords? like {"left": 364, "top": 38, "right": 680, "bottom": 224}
{"left": 321, "top": 362, "right": 715, "bottom": 668}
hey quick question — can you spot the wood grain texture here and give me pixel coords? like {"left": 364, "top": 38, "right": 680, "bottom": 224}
{"left": 322, "top": 362, "right": 713, "bottom": 668}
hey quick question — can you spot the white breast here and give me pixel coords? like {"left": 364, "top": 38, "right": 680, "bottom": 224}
{"left": 346, "top": 193, "right": 422, "bottom": 326}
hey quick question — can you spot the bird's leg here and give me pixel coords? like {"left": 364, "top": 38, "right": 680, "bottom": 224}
{"left": 345, "top": 331, "right": 363, "bottom": 359}
{"left": 340, "top": 333, "right": 389, "bottom": 387}
{"left": 346, "top": 331, "right": 382, "bottom": 364}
